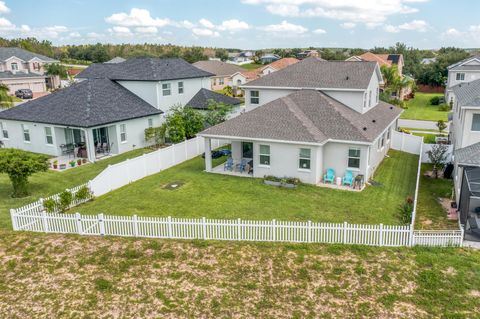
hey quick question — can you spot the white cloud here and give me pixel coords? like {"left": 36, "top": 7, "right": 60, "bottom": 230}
{"left": 384, "top": 20, "right": 429, "bottom": 33}
{"left": 340, "top": 22, "right": 356, "bottom": 29}
{"left": 199, "top": 18, "right": 215, "bottom": 29}
{"left": 0, "top": 1, "right": 10, "bottom": 14}
{"left": 0, "top": 17, "right": 14, "bottom": 30}
{"left": 313, "top": 28, "right": 326, "bottom": 34}
{"left": 218, "top": 19, "right": 250, "bottom": 32}
{"left": 19, "top": 25, "right": 31, "bottom": 32}
{"left": 68, "top": 32, "right": 81, "bottom": 38}
{"left": 440, "top": 25, "right": 480, "bottom": 45}
{"left": 384, "top": 25, "right": 400, "bottom": 33}
{"left": 442, "top": 28, "right": 461, "bottom": 37}
{"left": 135, "top": 26, "right": 158, "bottom": 34}
{"left": 241, "top": 0, "right": 428, "bottom": 25}
{"left": 108, "top": 26, "right": 132, "bottom": 36}
{"left": 192, "top": 28, "right": 220, "bottom": 37}
{"left": 105, "top": 8, "right": 171, "bottom": 27}
{"left": 260, "top": 20, "right": 308, "bottom": 35}
{"left": 181, "top": 20, "right": 195, "bottom": 29}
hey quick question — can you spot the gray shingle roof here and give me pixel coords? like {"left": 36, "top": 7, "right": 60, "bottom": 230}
{"left": 187, "top": 88, "right": 242, "bottom": 110}
{"left": 106, "top": 57, "right": 126, "bottom": 64}
{"left": 0, "top": 47, "right": 57, "bottom": 62}
{"left": 448, "top": 55, "right": 480, "bottom": 70}
{"left": 77, "top": 57, "right": 213, "bottom": 81}
{"left": 244, "top": 57, "right": 378, "bottom": 90}
{"left": 455, "top": 142, "right": 480, "bottom": 166}
{"left": 200, "top": 90, "right": 402, "bottom": 144}
{"left": 0, "top": 71, "right": 46, "bottom": 79}
{"left": 192, "top": 60, "right": 243, "bottom": 76}
{"left": 452, "top": 79, "right": 480, "bottom": 106}
{"left": 0, "top": 78, "right": 162, "bottom": 127}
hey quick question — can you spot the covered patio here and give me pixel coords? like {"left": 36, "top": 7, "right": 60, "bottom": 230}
{"left": 458, "top": 167, "right": 480, "bottom": 241}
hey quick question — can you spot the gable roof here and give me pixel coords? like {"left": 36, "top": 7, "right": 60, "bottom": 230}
{"left": 77, "top": 57, "right": 213, "bottom": 81}
{"left": 186, "top": 88, "right": 242, "bottom": 110}
{"left": 455, "top": 142, "right": 480, "bottom": 166}
{"left": 261, "top": 57, "right": 299, "bottom": 71}
{"left": 0, "top": 47, "right": 58, "bottom": 63}
{"left": 192, "top": 60, "right": 243, "bottom": 77}
{"left": 0, "top": 78, "right": 162, "bottom": 128}
{"left": 448, "top": 55, "right": 480, "bottom": 70}
{"left": 200, "top": 90, "right": 402, "bottom": 144}
{"left": 452, "top": 79, "right": 480, "bottom": 106}
{"left": 243, "top": 57, "right": 379, "bottom": 90}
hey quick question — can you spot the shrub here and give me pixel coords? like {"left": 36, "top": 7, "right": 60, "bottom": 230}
{"left": 43, "top": 198, "right": 57, "bottom": 213}
{"left": 398, "top": 196, "right": 414, "bottom": 224}
{"left": 264, "top": 175, "right": 281, "bottom": 182}
{"left": 75, "top": 186, "right": 92, "bottom": 202}
{"left": 438, "top": 103, "right": 451, "bottom": 112}
{"left": 430, "top": 96, "right": 440, "bottom": 105}
{"left": 58, "top": 190, "right": 73, "bottom": 212}
{"left": 285, "top": 177, "right": 301, "bottom": 185}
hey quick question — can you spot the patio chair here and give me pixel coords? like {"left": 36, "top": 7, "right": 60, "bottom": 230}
{"left": 224, "top": 157, "right": 234, "bottom": 171}
{"left": 324, "top": 168, "right": 335, "bottom": 184}
{"left": 342, "top": 170, "right": 354, "bottom": 187}
{"left": 237, "top": 159, "right": 248, "bottom": 172}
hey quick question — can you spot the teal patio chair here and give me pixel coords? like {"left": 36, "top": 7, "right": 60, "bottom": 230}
{"left": 224, "top": 157, "right": 234, "bottom": 171}
{"left": 324, "top": 168, "right": 335, "bottom": 184}
{"left": 342, "top": 170, "right": 354, "bottom": 187}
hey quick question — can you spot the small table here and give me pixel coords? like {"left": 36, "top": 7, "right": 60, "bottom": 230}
{"left": 354, "top": 174, "right": 364, "bottom": 190}
{"left": 336, "top": 177, "right": 342, "bottom": 186}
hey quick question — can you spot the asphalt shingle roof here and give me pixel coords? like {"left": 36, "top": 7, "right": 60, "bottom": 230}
{"left": 448, "top": 55, "right": 480, "bottom": 70}
{"left": 0, "top": 47, "right": 57, "bottom": 62}
{"left": 200, "top": 90, "right": 402, "bottom": 144}
{"left": 187, "top": 88, "right": 242, "bottom": 110}
{"left": 244, "top": 57, "right": 378, "bottom": 90}
{"left": 192, "top": 60, "right": 243, "bottom": 76}
{"left": 452, "top": 79, "right": 480, "bottom": 106}
{"left": 78, "top": 57, "right": 213, "bottom": 81}
{"left": 0, "top": 78, "right": 162, "bottom": 127}
{"left": 455, "top": 142, "right": 480, "bottom": 166}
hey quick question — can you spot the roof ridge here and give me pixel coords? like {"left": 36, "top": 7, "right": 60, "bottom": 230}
{"left": 282, "top": 93, "right": 326, "bottom": 143}
{"left": 85, "top": 79, "right": 92, "bottom": 125}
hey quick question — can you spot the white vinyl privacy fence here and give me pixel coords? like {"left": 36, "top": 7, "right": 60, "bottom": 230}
{"left": 10, "top": 132, "right": 464, "bottom": 247}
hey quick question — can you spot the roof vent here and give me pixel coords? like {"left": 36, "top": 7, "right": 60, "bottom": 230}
{"left": 390, "top": 106, "right": 393, "bottom": 110}
{"left": 372, "top": 119, "right": 376, "bottom": 123}
{"left": 363, "top": 127, "right": 367, "bottom": 131}
{"left": 346, "top": 76, "right": 349, "bottom": 80}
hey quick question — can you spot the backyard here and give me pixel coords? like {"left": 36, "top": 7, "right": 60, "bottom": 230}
{"left": 400, "top": 93, "right": 448, "bottom": 121}
{"left": 240, "top": 63, "right": 263, "bottom": 70}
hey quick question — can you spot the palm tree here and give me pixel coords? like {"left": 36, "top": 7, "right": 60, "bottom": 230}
{"left": 0, "top": 83, "right": 13, "bottom": 108}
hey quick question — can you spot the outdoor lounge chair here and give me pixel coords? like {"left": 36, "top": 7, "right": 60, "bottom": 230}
{"left": 324, "top": 168, "right": 335, "bottom": 184}
{"left": 237, "top": 159, "right": 248, "bottom": 172}
{"left": 224, "top": 157, "right": 234, "bottom": 171}
{"left": 342, "top": 170, "right": 354, "bottom": 187}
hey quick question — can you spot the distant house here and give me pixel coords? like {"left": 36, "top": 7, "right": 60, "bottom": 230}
{"left": 445, "top": 55, "right": 480, "bottom": 103}
{"left": 0, "top": 47, "right": 60, "bottom": 94}
{"left": 296, "top": 50, "right": 320, "bottom": 60}
{"left": 259, "top": 58, "right": 299, "bottom": 77}
{"left": 192, "top": 60, "right": 244, "bottom": 91}
{"left": 259, "top": 54, "right": 280, "bottom": 64}
{"left": 421, "top": 57, "right": 436, "bottom": 65}
{"left": 227, "top": 51, "right": 255, "bottom": 65}
{"left": 186, "top": 88, "right": 243, "bottom": 118}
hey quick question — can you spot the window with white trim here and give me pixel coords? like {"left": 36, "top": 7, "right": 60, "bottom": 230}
{"left": 376, "top": 87, "right": 379, "bottom": 104}
{"left": 148, "top": 118, "right": 153, "bottom": 128}
{"left": 0, "top": 122, "right": 8, "bottom": 139}
{"left": 22, "top": 124, "right": 30, "bottom": 142}
{"left": 162, "top": 83, "right": 171, "bottom": 96}
{"left": 472, "top": 114, "right": 480, "bottom": 131}
{"left": 456, "top": 73, "right": 465, "bottom": 81}
{"left": 11, "top": 62, "right": 18, "bottom": 70}
{"left": 219, "top": 78, "right": 224, "bottom": 85}
{"left": 120, "top": 124, "right": 127, "bottom": 142}
{"left": 348, "top": 148, "right": 361, "bottom": 169}
{"left": 250, "top": 90, "right": 259, "bottom": 104}
{"left": 368, "top": 90, "right": 372, "bottom": 107}
{"left": 178, "top": 82, "right": 184, "bottom": 94}
{"left": 387, "top": 128, "right": 391, "bottom": 141}
{"left": 299, "top": 148, "right": 311, "bottom": 170}
{"left": 378, "top": 133, "right": 385, "bottom": 149}
{"left": 363, "top": 92, "right": 367, "bottom": 108}
{"left": 259, "top": 144, "right": 270, "bottom": 166}
{"left": 44, "top": 127, "right": 53, "bottom": 145}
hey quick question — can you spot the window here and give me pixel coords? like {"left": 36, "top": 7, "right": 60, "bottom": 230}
{"left": 376, "top": 87, "right": 379, "bottom": 104}
{"left": 33, "top": 62, "right": 41, "bottom": 71}
{"left": 299, "top": 148, "right": 311, "bottom": 170}
{"left": 11, "top": 62, "right": 18, "bottom": 70}
{"left": 44, "top": 127, "right": 53, "bottom": 145}
{"left": 178, "top": 82, "right": 184, "bottom": 94}
{"left": 120, "top": 124, "right": 127, "bottom": 142}
{"left": 387, "top": 128, "right": 391, "bottom": 141}
{"left": 162, "top": 83, "right": 171, "bottom": 96}
{"left": 456, "top": 73, "right": 465, "bottom": 81}
{"left": 236, "top": 79, "right": 242, "bottom": 86}
{"left": 219, "top": 78, "right": 224, "bottom": 85}
{"left": 348, "top": 148, "right": 361, "bottom": 169}
{"left": 213, "top": 78, "right": 217, "bottom": 86}
{"left": 259, "top": 144, "right": 270, "bottom": 166}
{"left": 22, "top": 124, "right": 30, "bottom": 142}
{"left": 363, "top": 92, "right": 367, "bottom": 108}
{"left": 250, "top": 90, "right": 259, "bottom": 104}
{"left": 368, "top": 90, "right": 372, "bottom": 107}
{"left": 0, "top": 122, "right": 8, "bottom": 139}
{"left": 472, "top": 114, "right": 480, "bottom": 131}
{"left": 148, "top": 118, "right": 153, "bottom": 128}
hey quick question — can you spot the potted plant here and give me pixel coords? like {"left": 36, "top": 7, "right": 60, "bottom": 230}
{"left": 82, "top": 158, "right": 87, "bottom": 164}
{"left": 263, "top": 175, "right": 281, "bottom": 187}
{"left": 282, "top": 177, "right": 300, "bottom": 189}
{"left": 77, "top": 159, "right": 82, "bottom": 166}
{"left": 69, "top": 160, "right": 76, "bottom": 168}
{"left": 59, "top": 163, "right": 67, "bottom": 170}
{"left": 52, "top": 160, "right": 58, "bottom": 169}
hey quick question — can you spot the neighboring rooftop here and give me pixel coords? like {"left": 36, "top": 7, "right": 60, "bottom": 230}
{"left": 77, "top": 57, "right": 213, "bottom": 81}
{"left": 192, "top": 60, "right": 243, "bottom": 76}
{"left": 200, "top": 90, "right": 401, "bottom": 144}
{"left": 448, "top": 55, "right": 480, "bottom": 70}
{"left": 0, "top": 47, "right": 58, "bottom": 62}
{"left": 186, "top": 88, "right": 242, "bottom": 110}
{"left": 452, "top": 79, "right": 480, "bottom": 106}
{"left": 0, "top": 78, "right": 162, "bottom": 127}
{"left": 455, "top": 142, "right": 480, "bottom": 167}
{"left": 347, "top": 52, "right": 402, "bottom": 67}
{"left": 262, "top": 57, "right": 299, "bottom": 71}
{"left": 244, "top": 57, "right": 379, "bottom": 90}
{"left": 106, "top": 57, "right": 126, "bottom": 64}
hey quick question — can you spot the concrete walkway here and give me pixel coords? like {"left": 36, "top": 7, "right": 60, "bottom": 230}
{"left": 398, "top": 119, "right": 450, "bottom": 132}
{"left": 463, "top": 240, "right": 480, "bottom": 249}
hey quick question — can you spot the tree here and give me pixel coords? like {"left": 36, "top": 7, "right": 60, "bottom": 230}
{"left": 45, "top": 63, "right": 67, "bottom": 79}
{"left": 221, "top": 85, "right": 233, "bottom": 97}
{"left": 162, "top": 105, "right": 205, "bottom": 143}
{"left": 204, "top": 100, "right": 233, "bottom": 127}
{"left": 214, "top": 48, "right": 228, "bottom": 61}
{"left": 182, "top": 106, "right": 205, "bottom": 139}
{"left": 0, "top": 83, "right": 13, "bottom": 108}
{"left": 0, "top": 149, "right": 49, "bottom": 197}
{"left": 436, "top": 120, "right": 447, "bottom": 134}
{"left": 426, "top": 144, "right": 449, "bottom": 179}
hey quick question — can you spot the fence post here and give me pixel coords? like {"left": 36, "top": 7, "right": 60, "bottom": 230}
{"left": 98, "top": 213, "right": 105, "bottom": 236}
{"left": 76, "top": 212, "right": 83, "bottom": 235}
{"left": 379, "top": 223, "right": 384, "bottom": 246}
{"left": 272, "top": 219, "right": 276, "bottom": 241}
{"left": 133, "top": 214, "right": 138, "bottom": 237}
{"left": 409, "top": 224, "right": 415, "bottom": 247}
{"left": 87, "top": 180, "right": 93, "bottom": 197}
{"left": 10, "top": 209, "right": 17, "bottom": 231}
{"left": 167, "top": 216, "right": 172, "bottom": 238}
{"left": 42, "top": 211, "right": 49, "bottom": 233}
{"left": 202, "top": 217, "right": 207, "bottom": 240}
{"left": 307, "top": 220, "right": 312, "bottom": 243}
{"left": 343, "top": 222, "right": 348, "bottom": 244}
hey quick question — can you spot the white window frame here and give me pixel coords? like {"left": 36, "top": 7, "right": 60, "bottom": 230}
{"left": 298, "top": 148, "right": 311, "bottom": 171}
{"left": 119, "top": 124, "right": 127, "bottom": 143}
{"left": 456, "top": 73, "right": 465, "bottom": 81}
{"left": 347, "top": 148, "right": 361, "bottom": 169}
{"left": 472, "top": 114, "right": 480, "bottom": 132}
{"left": 148, "top": 118, "right": 153, "bottom": 128}
{"left": 259, "top": 144, "right": 270, "bottom": 167}
{"left": 22, "top": 124, "right": 30, "bottom": 143}
{"left": 376, "top": 87, "right": 379, "bottom": 104}
{"left": 162, "top": 83, "right": 171, "bottom": 96}
{"left": 219, "top": 78, "right": 224, "bottom": 85}
{"left": 178, "top": 82, "right": 184, "bottom": 94}
{"left": 0, "top": 122, "right": 8, "bottom": 139}
{"left": 11, "top": 62, "right": 18, "bottom": 70}
{"left": 44, "top": 127, "right": 54, "bottom": 145}
{"left": 368, "top": 90, "right": 372, "bottom": 107}
{"left": 363, "top": 92, "right": 367, "bottom": 108}
{"left": 386, "top": 128, "right": 391, "bottom": 142}
{"left": 250, "top": 90, "right": 260, "bottom": 105}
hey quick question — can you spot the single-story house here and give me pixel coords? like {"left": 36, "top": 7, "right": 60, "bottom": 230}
{"left": 192, "top": 60, "right": 244, "bottom": 91}
{"left": 259, "top": 54, "right": 280, "bottom": 64}
{"left": 259, "top": 57, "right": 299, "bottom": 77}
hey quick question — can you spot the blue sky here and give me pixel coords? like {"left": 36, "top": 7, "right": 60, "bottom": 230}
{"left": 0, "top": 0, "right": 478, "bottom": 49}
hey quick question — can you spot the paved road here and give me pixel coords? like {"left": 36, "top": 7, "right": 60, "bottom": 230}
{"left": 398, "top": 119, "right": 450, "bottom": 132}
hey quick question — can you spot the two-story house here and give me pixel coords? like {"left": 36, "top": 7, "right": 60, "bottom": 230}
{"left": 199, "top": 57, "right": 402, "bottom": 186}
{"left": 0, "top": 47, "right": 60, "bottom": 94}
{"left": 446, "top": 55, "right": 480, "bottom": 104}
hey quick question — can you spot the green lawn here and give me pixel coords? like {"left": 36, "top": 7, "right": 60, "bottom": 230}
{"left": 240, "top": 63, "right": 263, "bottom": 70}
{"left": 400, "top": 93, "right": 448, "bottom": 121}
{"left": 1, "top": 230, "right": 479, "bottom": 318}
{"left": 0, "top": 148, "right": 152, "bottom": 230}
{"left": 73, "top": 150, "right": 418, "bottom": 225}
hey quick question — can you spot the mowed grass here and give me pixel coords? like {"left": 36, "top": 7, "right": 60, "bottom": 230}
{"left": 0, "top": 148, "right": 152, "bottom": 230}
{"left": 401, "top": 93, "right": 448, "bottom": 121}
{"left": 1, "top": 231, "right": 479, "bottom": 318}
{"left": 240, "top": 63, "right": 263, "bottom": 70}
{"left": 74, "top": 150, "right": 418, "bottom": 225}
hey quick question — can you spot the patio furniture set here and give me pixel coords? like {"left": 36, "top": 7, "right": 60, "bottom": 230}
{"left": 60, "top": 143, "right": 87, "bottom": 159}
{"left": 224, "top": 157, "right": 253, "bottom": 175}
{"left": 324, "top": 168, "right": 364, "bottom": 190}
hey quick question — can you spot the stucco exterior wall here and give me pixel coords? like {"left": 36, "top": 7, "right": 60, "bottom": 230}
{"left": 244, "top": 88, "right": 296, "bottom": 111}
{"left": 448, "top": 70, "right": 480, "bottom": 88}
{"left": 322, "top": 142, "right": 369, "bottom": 181}
{"left": 0, "top": 77, "right": 47, "bottom": 94}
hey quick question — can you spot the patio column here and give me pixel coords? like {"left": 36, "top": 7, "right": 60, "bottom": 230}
{"left": 204, "top": 137, "right": 212, "bottom": 172}
{"left": 84, "top": 129, "right": 96, "bottom": 163}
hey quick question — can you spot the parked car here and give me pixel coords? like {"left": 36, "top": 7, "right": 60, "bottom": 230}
{"left": 15, "top": 89, "right": 33, "bottom": 99}
{"left": 202, "top": 149, "right": 231, "bottom": 159}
